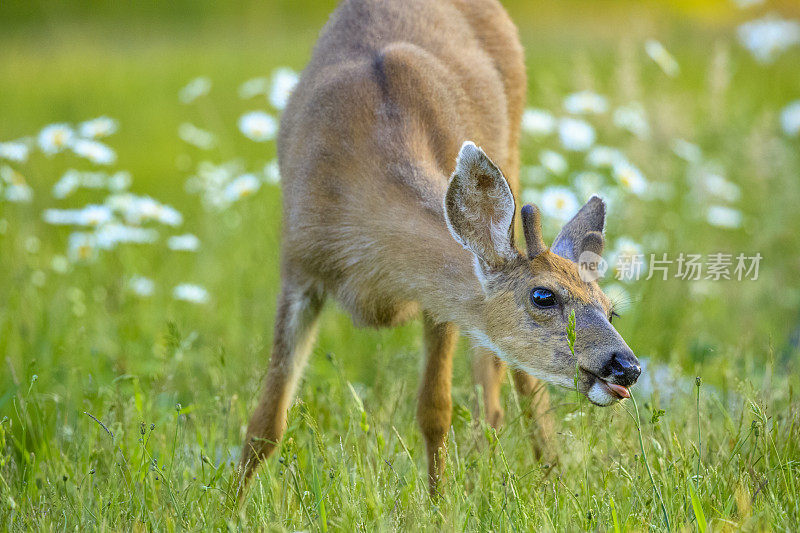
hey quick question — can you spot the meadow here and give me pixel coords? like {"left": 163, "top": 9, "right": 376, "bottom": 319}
{"left": 1, "top": 0, "right": 800, "bottom": 530}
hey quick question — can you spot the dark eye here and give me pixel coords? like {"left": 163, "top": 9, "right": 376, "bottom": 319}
{"left": 530, "top": 287, "right": 557, "bottom": 308}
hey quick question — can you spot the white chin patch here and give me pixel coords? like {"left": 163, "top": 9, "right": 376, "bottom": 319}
{"left": 587, "top": 381, "right": 618, "bottom": 406}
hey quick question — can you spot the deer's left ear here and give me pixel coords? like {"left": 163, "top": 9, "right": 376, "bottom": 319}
{"left": 551, "top": 195, "right": 606, "bottom": 262}
{"left": 444, "top": 141, "right": 517, "bottom": 270}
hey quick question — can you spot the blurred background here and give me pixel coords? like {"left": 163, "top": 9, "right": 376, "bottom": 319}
{"left": 1, "top": 0, "right": 799, "bottom": 527}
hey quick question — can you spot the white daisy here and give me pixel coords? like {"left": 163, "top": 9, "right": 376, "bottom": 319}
{"left": 0, "top": 141, "right": 30, "bottom": 163}
{"left": 613, "top": 104, "right": 650, "bottom": 139}
{"left": 700, "top": 171, "right": 741, "bottom": 203}
{"left": 79, "top": 205, "right": 114, "bottom": 226}
{"left": 95, "top": 223, "right": 158, "bottom": 249}
{"left": 269, "top": 67, "right": 299, "bottom": 110}
{"left": 540, "top": 186, "right": 579, "bottom": 222}
{"left": 571, "top": 171, "right": 605, "bottom": 201}
{"left": 68, "top": 232, "right": 97, "bottom": 262}
{"left": 558, "top": 118, "right": 596, "bottom": 151}
{"left": 644, "top": 40, "right": 680, "bottom": 77}
{"left": 38, "top": 124, "right": 74, "bottom": 155}
{"left": 264, "top": 159, "right": 281, "bottom": 184}
{"left": 780, "top": 100, "right": 800, "bottom": 137}
{"left": 737, "top": 15, "right": 800, "bottom": 64}
{"left": 178, "top": 123, "right": 216, "bottom": 150}
{"left": 521, "top": 108, "right": 556, "bottom": 137}
{"left": 238, "top": 111, "right": 277, "bottom": 142}
{"left": 563, "top": 91, "right": 608, "bottom": 115}
{"left": 671, "top": 139, "right": 703, "bottom": 163}
{"left": 108, "top": 171, "right": 132, "bottom": 192}
{"left": 167, "top": 233, "right": 200, "bottom": 251}
{"left": 78, "top": 117, "right": 118, "bottom": 138}
{"left": 173, "top": 283, "right": 210, "bottom": 304}
{"left": 52, "top": 170, "right": 81, "bottom": 199}
{"left": 224, "top": 173, "right": 261, "bottom": 202}
{"left": 239, "top": 77, "right": 270, "bottom": 99}
{"left": 586, "top": 146, "right": 627, "bottom": 168}
{"left": 129, "top": 276, "right": 155, "bottom": 297}
{"left": 50, "top": 255, "right": 70, "bottom": 274}
{"left": 179, "top": 76, "right": 212, "bottom": 104}
{"left": 1, "top": 166, "right": 33, "bottom": 203}
{"left": 71, "top": 139, "right": 117, "bottom": 165}
{"left": 522, "top": 165, "right": 548, "bottom": 185}
{"left": 706, "top": 205, "right": 743, "bottom": 229}
{"left": 154, "top": 204, "right": 183, "bottom": 226}
{"left": 612, "top": 161, "right": 648, "bottom": 196}
{"left": 539, "top": 150, "right": 568, "bottom": 175}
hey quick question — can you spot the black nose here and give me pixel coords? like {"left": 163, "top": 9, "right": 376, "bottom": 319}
{"left": 604, "top": 351, "right": 641, "bottom": 387}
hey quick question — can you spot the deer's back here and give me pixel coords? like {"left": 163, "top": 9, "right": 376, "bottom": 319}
{"left": 278, "top": 0, "right": 525, "bottom": 326}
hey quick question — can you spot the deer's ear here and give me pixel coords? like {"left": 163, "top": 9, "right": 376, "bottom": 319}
{"left": 444, "top": 141, "right": 517, "bottom": 269}
{"left": 551, "top": 195, "right": 606, "bottom": 262}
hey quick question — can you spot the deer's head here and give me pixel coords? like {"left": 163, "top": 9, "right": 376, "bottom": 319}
{"left": 444, "top": 141, "right": 640, "bottom": 405}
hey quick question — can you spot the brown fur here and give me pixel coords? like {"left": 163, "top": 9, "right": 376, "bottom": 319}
{"left": 240, "top": 0, "right": 638, "bottom": 495}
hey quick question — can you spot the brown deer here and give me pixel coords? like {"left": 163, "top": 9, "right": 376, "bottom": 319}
{"left": 240, "top": 0, "right": 641, "bottom": 494}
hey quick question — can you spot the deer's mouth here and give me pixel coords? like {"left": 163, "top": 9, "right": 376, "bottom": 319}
{"left": 600, "top": 379, "right": 630, "bottom": 399}
{"left": 579, "top": 368, "right": 631, "bottom": 406}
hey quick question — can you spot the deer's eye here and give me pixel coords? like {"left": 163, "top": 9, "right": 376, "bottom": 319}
{"left": 530, "top": 287, "right": 556, "bottom": 308}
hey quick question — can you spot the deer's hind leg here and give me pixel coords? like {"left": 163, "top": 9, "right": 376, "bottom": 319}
{"left": 240, "top": 282, "right": 324, "bottom": 485}
{"left": 473, "top": 349, "right": 556, "bottom": 464}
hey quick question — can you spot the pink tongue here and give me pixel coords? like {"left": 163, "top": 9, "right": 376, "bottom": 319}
{"left": 606, "top": 382, "right": 631, "bottom": 398}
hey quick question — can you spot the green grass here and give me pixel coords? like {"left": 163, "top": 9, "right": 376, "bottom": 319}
{"left": 1, "top": 1, "right": 800, "bottom": 530}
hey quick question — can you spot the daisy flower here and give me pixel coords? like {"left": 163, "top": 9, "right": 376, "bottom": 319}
{"left": 671, "top": 139, "right": 703, "bottom": 163}
{"left": 558, "top": 118, "right": 596, "bottom": 151}
{"left": 179, "top": 76, "right": 212, "bottom": 104}
{"left": 563, "top": 91, "right": 608, "bottom": 115}
{"left": 95, "top": 223, "right": 158, "bottom": 249}
{"left": 706, "top": 205, "right": 743, "bottom": 229}
{"left": 780, "top": 100, "right": 800, "bottom": 137}
{"left": 129, "top": 276, "right": 155, "bottom": 297}
{"left": 737, "top": 15, "right": 800, "bottom": 64}
{"left": 238, "top": 111, "right": 277, "bottom": 142}
{"left": 224, "top": 173, "right": 261, "bottom": 202}
{"left": 586, "top": 146, "right": 627, "bottom": 168}
{"left": 38, "top": 123, "right": 74, "bottom": 155}
{"left": 71, "top": 139, "right": 117, "bottom": 165}
{"left": 0, "top": 141, "right": 29, "bottom": 163}
{"left": 1, "top": 166, "right": 33, "bottom": 203}
{"left": 108, "top": 171, "right": 132, "bottom": 192}
{"left": 613, "top": 161, "right": 648, "bottom": 196}
{"left": 239, "top": 77, "right": 270, "bottom": 99}
{"left": 269, "top": 67, "right": 299, "bottom": 110}
{"left": 540, "top": 186, "right": 578, "bottom": 222}
{"left": 264, "top": 159, "right": 281, "bottom": 184}
{"left": 173, "top": 283, "right": 210, "bottom": 304}
{"left": 178, "top": 123, "right": 216, "bottom": 150}
{"left": 571, "top": 171, "right": 605, "bottom": 201}
{"left": 68, "top": 232, "right": 97, "bottom": 261}
{"left": 613, "top": 104, "right": 650, "bottom": 139}
{"left": 167, "top": 233, "right": 201, "bottom": 251}
{"left": 539, "top": 150, "right": 568, "bottom": 175}
{"left": 521, "top": 108, "right": 555, "bottom": 137}
{"left": 78, "top": 116, "right": 118, "bottom": 138}
{"left": 644, "top": 40, "right": 680, "bottom": 77}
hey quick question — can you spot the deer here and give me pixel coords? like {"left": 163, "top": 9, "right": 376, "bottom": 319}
{"left": 239, "top": 0, "right": 641, "bottom": 495}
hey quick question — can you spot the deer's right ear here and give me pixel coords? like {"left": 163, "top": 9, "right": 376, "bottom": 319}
{"left": 444, "top": 141, "right": 517, "bottom": 270}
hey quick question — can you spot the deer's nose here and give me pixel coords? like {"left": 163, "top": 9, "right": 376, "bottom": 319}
{"left": 604, "top": 350, "right": 641, "bottom": 387}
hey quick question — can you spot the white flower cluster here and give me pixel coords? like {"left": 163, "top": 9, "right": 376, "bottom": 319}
{"left": 737, "top": 14, "right": 800, "bottom": 64}
{"left": 185, "top": 159, "right": 278, "bottom": 210}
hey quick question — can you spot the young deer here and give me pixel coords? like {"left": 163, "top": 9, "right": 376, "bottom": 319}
{"left": 240, "top": 0, "right": 641, "bottom": 494}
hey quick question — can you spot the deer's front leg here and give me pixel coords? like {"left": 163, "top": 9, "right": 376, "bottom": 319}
{"left": 512, "top": 370, "right": 557, "bottom": 465}
{"left": 417, "top": 312, "right": 458, "bottom": 496}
